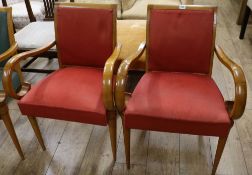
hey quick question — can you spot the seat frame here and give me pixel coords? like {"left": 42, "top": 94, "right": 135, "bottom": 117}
{"left": 115, "top": 5, "right": 247, "bottom": 175}
{"left": 3, "top": 3, "right": 121, "bottom": 161}
{"left": 0, "top": 7, "right": 25, "bottom": 159}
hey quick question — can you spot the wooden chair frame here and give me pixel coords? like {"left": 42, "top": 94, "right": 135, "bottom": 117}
{"left": 0, "top": 7, "right": 25, "bottom": 159}
{"left": 3, "top": 3, "right": 121, "bottom": 161}
{"left": 115, "top": 5, "right": 247, "bottom": 175}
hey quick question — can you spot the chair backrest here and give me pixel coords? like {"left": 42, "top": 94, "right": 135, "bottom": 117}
{"left": 147, "top": 5, "right": 216, "bottom": 75}
{"left": 0, "top": 7, "right": 15, "bottom": 67}
{"left": 54, "top": 3, "right": 117, "bottom": 68}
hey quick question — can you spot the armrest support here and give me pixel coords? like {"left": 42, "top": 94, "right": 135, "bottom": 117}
{"left": 103, "top": 43, "right": 122, "bottom": 111}
{"left": 3, "top": 41, "right": 56, "bottom": 100}
{"left": 115, "top": 42, "right": 146, "bottom": 113}
{"left": 0, "top": 43, "right": 18, "bottom": 62}
{"left": 215, "top": 45, "right": 247, "bottom": 119}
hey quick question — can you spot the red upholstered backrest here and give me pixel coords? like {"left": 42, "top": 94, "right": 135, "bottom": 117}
{"left": 147, "top": 6, "right": 215, "bottom": 74}
{"left": 55, "top": 5, "right": 116, "bottom": 67}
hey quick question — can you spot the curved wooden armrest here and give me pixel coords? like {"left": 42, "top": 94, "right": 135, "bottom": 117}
{"left": 215, "top": 45, "right": 247, "bottom": 119}
{"left": 3, "top": 41, "right": 56, "bottom": 100}
{"left": 103, "top": 43, "right": 122, "bottom": 111}
{"left": 115, "top": 42, "right": 146, "bottom": 113}
{"left": 0, "top": 43, "right": 18, "bottom": 62}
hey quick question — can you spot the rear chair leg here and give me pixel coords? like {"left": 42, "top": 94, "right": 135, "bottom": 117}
{"left": 27, "top": 116, "right": 46, "bottom": 150}
{"left": 212, "top": 136, "right": 228, "bottom": 175}
{"left": 1, "top": 104, "right": 24, "bottom": 160}
{"left": 108, "top": 111, "right": 117, "bottom": 161}
{"left": 122, "top": 117, "right": 130, "bottom": 169}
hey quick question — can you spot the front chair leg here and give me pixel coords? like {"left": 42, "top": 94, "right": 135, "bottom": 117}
{"left": 108, "top": 111, "right": 117, "bottom": 161}
{"left": 27, "top": 116, "right": 46, "bottom": 150}
{"left": 212, "top": 136, "right": 228, "bottom": 175}
{"left": 122, "top": 118, "right": 131, "bottom": 169}
{"left": 1, "top": 104, "right": 24, "bottom": 160}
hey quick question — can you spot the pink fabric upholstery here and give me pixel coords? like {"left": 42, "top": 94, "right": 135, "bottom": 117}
{"left": 125, "top": 72, "right": 231, "bottom": 137}
{"left": 55, "top": 6, "right": 114, "bottom": 68}
{"left": 148, "top": 9, "right": 214, "bottom": 74}
{"left": 18, "top": 67, "right": 107, "bottom": 125}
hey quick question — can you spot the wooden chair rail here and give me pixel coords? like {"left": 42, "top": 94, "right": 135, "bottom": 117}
{"left": 215, "top": 45, "right": 247, "bottom": 120}
{"left": 103, "top": 43, "right": 122, "bottom": 111}
{"left": 0, "top": 43, "right": 18, "bottom": 62}
{"left": 3, "top": 41, "right": 56, "bottom": 100}
{"left": 115, "top": 42, "right": 146, "bottom": 113}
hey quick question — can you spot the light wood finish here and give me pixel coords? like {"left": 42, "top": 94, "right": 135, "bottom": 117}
{"left": 3, "top": 41, "right": 56, "bottom": 100}
{"left": 115, "top": 42, "right": 146, "bottom": 113}
{"left": 0, "top": 104, "right": 24, "bottom": 160}
{"left": 103, "top": 44, "right": 122, "bottom": 111}
{"left": 0, "top": 7, "right": 24, "bottom": 159}
{"left": 215, "top": 45, "right": 247, "bottom": 119}
{"left": 212, "top": 136, "right": 228, "bottom": 175}
{"left": 27, "top": 116, "right": 46, "bottom": 150}
{"left": 0, "top": 44, "right": 18, "bottom": 62}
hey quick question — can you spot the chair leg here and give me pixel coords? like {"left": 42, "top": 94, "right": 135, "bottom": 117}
{"left": 1, "top": 105, "right": 24, "bottom": 160}
{"left": 211, "top": 136, "right": 228, "bottom": 175}
{"left": 27, "top": 116, "right": 46, "bottom": 150}
{"left": 122, "top": 118, "right": 130, "bottom": 169}
{"left": 108, "top": 111, "right": 117, "bottom": 161}
{"left": 240, "top": 6, "right": 251, "bottom": 39}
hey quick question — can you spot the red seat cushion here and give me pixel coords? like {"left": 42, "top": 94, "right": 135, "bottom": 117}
{"left": 125, "top": 72, "right": 231, "bottom": 137}
{"left": 18, "top": 67, "right": 107, "bottom": 125}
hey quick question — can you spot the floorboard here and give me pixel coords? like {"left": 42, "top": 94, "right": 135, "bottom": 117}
{"left": 0, "top": 0, "right": 252, "bottom": 174}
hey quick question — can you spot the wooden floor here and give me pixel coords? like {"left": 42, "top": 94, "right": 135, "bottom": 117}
{"left": 1, "top": 0, "right": 252, "bottom": 174}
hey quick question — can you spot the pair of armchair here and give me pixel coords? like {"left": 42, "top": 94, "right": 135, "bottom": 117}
{"left": 1, "top": 4, "right": 247, "bottom": 175}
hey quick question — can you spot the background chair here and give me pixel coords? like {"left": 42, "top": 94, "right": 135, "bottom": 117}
{"left": 0, "top": 7, "right": 24, "bottom": 159}
{"left": 3, "top": 3, "right": 121, "bottom": 161}
{"left": 1, "top": 0, "right": 45, "bottom": 29}
{"left": 239, "top": 0, "right": 252, "bottom": 39}
{"left": 14, "top": 0, "right": 75, "bottom": 73}
{"left": 115, "top": 5, "right": 247, "bottom": 175}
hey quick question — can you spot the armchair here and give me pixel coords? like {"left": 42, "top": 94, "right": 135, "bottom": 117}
{"left": 3, "top": 3, "right": 121, "bottom": 161}
{"left": 115, "top": 5, "right": 247, "bottom": 175}
{"left": 0, "top": 7, "right": 24, "bottom": 159}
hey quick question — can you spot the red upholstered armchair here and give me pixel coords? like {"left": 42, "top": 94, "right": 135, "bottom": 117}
{"left": 3, "top": 3, "right": 121, "bottom": 160}
{"left": 115, "top": 5, "right": 247, "bottom": 175}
